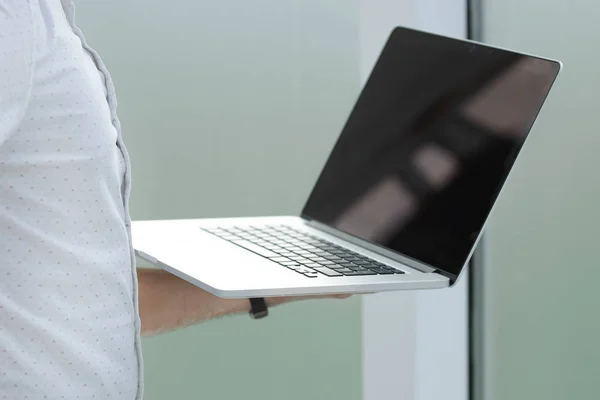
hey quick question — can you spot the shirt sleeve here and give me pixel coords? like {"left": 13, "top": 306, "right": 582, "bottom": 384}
{"left": 0, "top": 2, "right": 35, "bottom": 147}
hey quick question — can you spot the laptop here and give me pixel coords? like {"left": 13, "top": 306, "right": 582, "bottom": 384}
{"left": 132, "top": 26, "right": 561, "bottom": 298}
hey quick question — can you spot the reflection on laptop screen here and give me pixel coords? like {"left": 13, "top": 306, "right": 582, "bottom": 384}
{"left": 302, "top": 27, "right": 560, "bottom": 278}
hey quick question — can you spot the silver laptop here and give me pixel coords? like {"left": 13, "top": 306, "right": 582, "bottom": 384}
{"left": 132, "top": 26, "right": 561, "bottom": 298}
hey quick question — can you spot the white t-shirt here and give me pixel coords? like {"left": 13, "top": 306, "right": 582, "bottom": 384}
{"left": 0, "top": 0, "right": 143, "bottom": 398}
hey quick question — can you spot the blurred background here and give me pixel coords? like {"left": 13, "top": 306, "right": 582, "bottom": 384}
{"left": 74, "top": 0, "right": 598, "bottom": 399}
{"left": 480, "top": 1, "right": 600, "bottom": 399}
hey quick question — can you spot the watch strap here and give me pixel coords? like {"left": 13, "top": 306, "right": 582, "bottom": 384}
{"left": 249, "top": 297, "right": 268, "bottom": 319}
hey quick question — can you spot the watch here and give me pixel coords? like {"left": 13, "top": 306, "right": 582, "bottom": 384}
{"left": 249, "top": 297, "right": 269, "bottom": 319}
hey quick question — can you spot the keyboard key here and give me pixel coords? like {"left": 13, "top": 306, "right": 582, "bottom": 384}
{"left": 281, "top": 261, "right": 300, "bottom": 267}
{"left": 348, "top": 265, "right": 366, "bottom": 271}
{"left": 269, "top": 257, "right": 291, "bottom": 263}
{"left": 304, "top": 263, "right": 322, "bottom": 268}
{"left": 336, "top": 268, "right": 354, "bottom": 274}
{"left": 346, "top": 257, "right": 363, "bottom": 262}
{"left": 218, "top": 235, "right": 239, "bottom": 241}
{"left": 314, "top": 267, "right": 343, "bottom": 277}
{"left": 323, "top": 246, "right": 342, "bottom": 252}
{"left": 317, "top": 260, "right": 335, "bottom": 266}
{"left": 296, "top": 266, "right": 315, "bottom": 274}
{"left": 230, "top": 240, "right": 279, "bottom": 258}
{"left": 289, "top": 255, "right": 308, "bottom": 261}
{"left": 266, "top": 247, "right": 285, "bottom": 253}
{"left": 369, "top": 268, "right": 395, "bottom": 275}
{"left": 344, "top": 270, "right": 376, "bottom": 276}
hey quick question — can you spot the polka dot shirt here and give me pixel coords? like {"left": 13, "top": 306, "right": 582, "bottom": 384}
{"left": 0, "top": 0, "right": 143, "bottom": 398}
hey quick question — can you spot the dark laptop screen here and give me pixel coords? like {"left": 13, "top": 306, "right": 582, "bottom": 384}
{"left": 302, "top": 27, "right": 560, "bottom": 279}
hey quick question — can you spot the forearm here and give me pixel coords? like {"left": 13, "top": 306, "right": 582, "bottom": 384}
{"left": 138, "top": 268, "right": 246, "bottom": 335}
{"left": 137, "top": 268, "right": 286, "bottom": 336}
{"left": 137, "top": 268, "right": 350, "bottom": 336}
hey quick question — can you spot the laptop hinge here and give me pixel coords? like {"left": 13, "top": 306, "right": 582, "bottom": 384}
{"left": 432, "top": 268, "right": 457, "bottom": 283}
{"left": 305, "top": 219, "right": 437, "bottom": 274}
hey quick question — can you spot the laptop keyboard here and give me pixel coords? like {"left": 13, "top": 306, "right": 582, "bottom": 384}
{"left": 201, "top": 224, "right": 405, "bottom": 278}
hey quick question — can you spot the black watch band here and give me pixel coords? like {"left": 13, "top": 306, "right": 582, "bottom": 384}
{"left": 249, "top": 297, "right": 268, "bottom": 319}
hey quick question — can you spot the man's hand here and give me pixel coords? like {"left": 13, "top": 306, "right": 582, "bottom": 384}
{"left": 137, "top": 268, "right": 351, "bottom": 336}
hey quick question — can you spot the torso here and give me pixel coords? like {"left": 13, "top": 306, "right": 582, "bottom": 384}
{"left": 0, "top": 0, "right": 143, "bottom": 397}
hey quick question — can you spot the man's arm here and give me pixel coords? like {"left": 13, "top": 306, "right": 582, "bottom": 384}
{"left": 137, "top": 268, "right": 347, "bottom": 336}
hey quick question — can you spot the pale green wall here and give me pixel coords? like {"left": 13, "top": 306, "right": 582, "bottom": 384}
{"left": 483, "top": 1, "right": 600, "bottom": 399}
{"left": 74, "top": 1, "right": 362, "bottom": 399}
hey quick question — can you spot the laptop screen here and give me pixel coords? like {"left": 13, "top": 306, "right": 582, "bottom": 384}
{"left": 301, "top": 27, "right": 560, "bottom": 279}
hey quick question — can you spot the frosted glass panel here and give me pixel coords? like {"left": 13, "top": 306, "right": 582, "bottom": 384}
{"left": 482, "top": 1, "right": 600, "bottom": 399}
